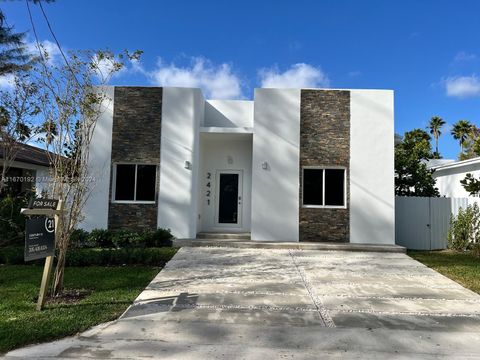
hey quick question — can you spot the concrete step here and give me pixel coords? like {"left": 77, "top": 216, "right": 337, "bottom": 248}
{"left": 196, "top": 232, "right": 251, "bottom": 240}
{"left": 175, "top": 238, "right": 406, "bottom": 253}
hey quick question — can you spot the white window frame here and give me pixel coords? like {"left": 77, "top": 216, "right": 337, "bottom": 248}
{"left": 112, "top": 163, "right": 157, "bottom": 204}
{"left": 302, "top": 166, "right": 347, "bottom": 209}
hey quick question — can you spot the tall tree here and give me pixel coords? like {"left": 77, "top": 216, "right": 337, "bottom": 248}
{"left": 34, "top": 45, "right": 142, "bottom": 295}
{"left": 451, "top": 119, "right": 473, "bottom": 155}
{"left": 395, "top": 129, "right": 439, "bottom": 197}
{"left": 459, "top": 126, "right": 480, "bottom": 161}
{"left": 0, "top": 11, "right": 36, "bottom": 75}
{"left": 0, "top": 75, "right": 39, "bottom": 194}
{"left": 460, "top": 173, "right": 480, "bottom": 196}
{"left": 402, "top": 128, "right": 433, "bottom": 159}
{"left": 428, "top": 116, "right": 445, "bottom": 158}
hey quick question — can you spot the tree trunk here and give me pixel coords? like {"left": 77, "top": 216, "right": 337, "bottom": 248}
{"left": 0, "top": 157, "right": 7, "bottom": 195}
{"left": 53, "top": 246, "right": 66, "bottom": 295}
{"left": 435, "top": 137, "right": 439, "bottom": 156}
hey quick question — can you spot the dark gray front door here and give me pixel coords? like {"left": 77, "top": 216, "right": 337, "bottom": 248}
{"left": 218, "top": 173, "right": 239, "bottom": 224}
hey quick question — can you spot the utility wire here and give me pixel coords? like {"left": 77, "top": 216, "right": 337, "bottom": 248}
{"left": 37, "top": 0, "right": 81, "bottom": 87}
{"left": 25, "top": 0, "right": 47, "bottom": 67}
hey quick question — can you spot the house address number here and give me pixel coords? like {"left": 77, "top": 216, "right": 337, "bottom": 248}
{"left": 206, "top": 172, "right": 211, "bottom": 205}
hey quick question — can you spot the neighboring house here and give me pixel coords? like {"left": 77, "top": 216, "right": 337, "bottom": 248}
{"left": 82, "top": 86, "right": 394, "bottom": 244}
{"left": 428, "top": 157, "right": 480, "bottom": 197}
{"left": 0, "top": 143, "right": 53, "bottom": 196}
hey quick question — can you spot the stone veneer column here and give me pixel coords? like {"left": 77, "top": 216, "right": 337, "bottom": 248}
{"left": 299, "top": 90, "right": 350, "bottom": 242}
{"left": 108, "top": 87, "right": 162, "bottom": 231}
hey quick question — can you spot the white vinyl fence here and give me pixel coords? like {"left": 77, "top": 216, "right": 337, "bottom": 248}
{"left": 395, "top": 196, "right": 479, "bottom": 250}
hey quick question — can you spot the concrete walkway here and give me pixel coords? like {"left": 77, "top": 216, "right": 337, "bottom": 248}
{"left": 5, "top": 247, "right": 480, "bottom": 359}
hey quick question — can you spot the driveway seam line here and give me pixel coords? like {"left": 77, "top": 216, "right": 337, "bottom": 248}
{"left": 288, "top": 249, "right": 336, "bottom": 328}
{"left": 329, "top": 309, "right": 480, "bottom": 318}
{"left": 129, "top": 303, "right": 319, "bottom": 312}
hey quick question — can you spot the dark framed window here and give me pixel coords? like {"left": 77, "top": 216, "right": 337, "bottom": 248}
{"left": 302, "top": 168, "right": 346, "bottom": 207}
{"left": 113, "top": 164, "right": 156, "bottom": 202}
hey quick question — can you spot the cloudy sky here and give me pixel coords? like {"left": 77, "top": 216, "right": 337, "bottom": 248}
{"left": 2, "top": 0, "right": 480, "bottom": 159}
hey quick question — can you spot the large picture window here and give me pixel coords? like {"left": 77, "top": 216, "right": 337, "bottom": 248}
{"left": 113, "top": 164, "right": 156, "bottom": 202}
{"left": 303, "top": 168, "right": 346, "bottom": 207}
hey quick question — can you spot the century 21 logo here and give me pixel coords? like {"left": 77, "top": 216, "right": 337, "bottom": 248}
{"left": 45, "top": 218, "right": 55, "bottom": 233}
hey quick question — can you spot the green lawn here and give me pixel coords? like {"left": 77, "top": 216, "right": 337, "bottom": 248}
{"left": 408, "top": 250, "right": 480, "bottom": 294}
{"left": 0, "top": 265, "right": 161, "bottom": 354}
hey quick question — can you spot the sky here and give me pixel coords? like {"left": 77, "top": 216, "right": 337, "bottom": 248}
{"left": 1, "top": 0, "right": 480, "bottom": 160}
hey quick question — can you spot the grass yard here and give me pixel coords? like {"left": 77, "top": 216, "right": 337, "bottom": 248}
{"left": 409, "top": 250, "right": 480, "bottom": 294}
{"left": 0, "top": 265, "right": 161, "bottom": 354}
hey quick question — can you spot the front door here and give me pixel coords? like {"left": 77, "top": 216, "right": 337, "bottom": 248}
{"left": 215, "top": 170, "right": 242, "bottom": 227}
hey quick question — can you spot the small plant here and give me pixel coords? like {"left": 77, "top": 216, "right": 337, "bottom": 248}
{"left": 471, "top": 243, "right": 480, "bottom": 258}
{"left": 111, "top": 229, "right": 142, "bottom": 248}
{"left": 448, "top": 203, "right": 480, "bottom": 251}
{"left": 143, "top": 228, "right": 174, "bottom": 247}
{"left": 0, "top": 194, "right": 29, "bottom": 247}
{"left": 87, "top": 229, "right": 114, "bottom": 248}
{"left": 69, "top": 229, "right": 91, "bottom": 248}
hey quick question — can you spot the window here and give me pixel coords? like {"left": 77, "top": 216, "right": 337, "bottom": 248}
{"left": 303, "top": 168, "right": 346, "bottom": 207}
{"left": 113, "top": 164, "right": 156, "bottom": 202}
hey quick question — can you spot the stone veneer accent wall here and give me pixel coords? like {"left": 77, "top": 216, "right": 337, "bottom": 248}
{"left": 108, "top": 87, "right": 162, "bottom": 231}
{"left": 299, "top": 90, "right": 350, "bottom": 242}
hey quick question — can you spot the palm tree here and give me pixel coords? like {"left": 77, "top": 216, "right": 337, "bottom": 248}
{"left": 451, "top": 119, "right": 473, "bottom": 154}
{"left": 428, "top": 116, "right": 445, "bottom": 157}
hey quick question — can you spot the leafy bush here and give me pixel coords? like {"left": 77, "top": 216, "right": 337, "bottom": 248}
{"left": 0, "top": 246, "right": 177, "bottom": 266}
{"left": 0, "top": 194, "right": 28, "bottom": 247}
{"left": 111, "top": 230, "right": 142, "bottom": 248}
{"left": 448, "top": 203, "right": 480, "bottom": 251}
{"left": 71, "top": 228, "right": 174, "bottom": 249}
{"left": 472, "top": 243, "right": 480, "bottom": 258}
{"left": 87, "top": 228, "right": 114, "bottom": 248}
{"left": 142, "top": 228, "right": 174, "bottom": 247}
{"left": 69, "top": 229, "right": 91, "bottom": 248}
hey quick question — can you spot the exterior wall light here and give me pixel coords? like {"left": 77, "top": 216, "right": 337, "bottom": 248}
{"left": 262, "top": 161, "right": 268, "bottom": 170}
{"left": 184, "top": 161, "right": 192, "bottom": 170}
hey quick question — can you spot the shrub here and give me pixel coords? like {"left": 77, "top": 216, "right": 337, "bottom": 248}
{"left": 143, "top": 228, "right": 174, "bottom": 247}
{"left": 448, "top": 203, "right": 480, "bottom": 251}
{"left": 87, "top": 229, "right": 114, "bottom": 248}
{"left": 0, "top": 246, "right": 178, "bottom": 266}
{"left": 69, "top": 229, "right": 91, "bottom": 248}
{"left": 472, "top": 243, "right": 480, "bottom": 258}
{"left": 73, "top": 228, "right": 174, "bottom": 249}
{"left": 0, "top": 194, "right": 29, "bottom": 247}
{"left": 111, "top": 230, "right": 142, "bottom": 248}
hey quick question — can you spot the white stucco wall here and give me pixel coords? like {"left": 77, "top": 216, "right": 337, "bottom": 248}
{"left": 350, "top": 89, "right": 395, "bottom": 245}
{"left": 433, "top": 161, "right": 480, "bottom": 197}
{"left": 204, "top": 100, "right": 253, "bottom": 128}
{"left": 80, "top": 86, "right": 114, "bottom": 231}
{"left": 158, "top": 87, "right": 203, "bottom": 239}
{"left": 251, "top": 88, "right": 300, "bottom": 241}
{"left": 198, "top": 133, "right": 252, "bottom": 233}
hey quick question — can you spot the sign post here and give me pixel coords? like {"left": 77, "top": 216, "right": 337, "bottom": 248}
{"left": 21, "top": 199, "right": 63, "bottom": 311}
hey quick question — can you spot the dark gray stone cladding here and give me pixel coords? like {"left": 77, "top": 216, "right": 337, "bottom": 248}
{"left": 108, "top": 87, "right": 162, "bottom": 231}
{"left": 299, "top": 89, "right": 350, "bottom": 242}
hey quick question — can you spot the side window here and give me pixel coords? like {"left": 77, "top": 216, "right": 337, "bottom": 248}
{"left": 303, "top": 168, "right": 346, "bottom": 207}
{"left": 114, "top": 164, "right": 156, "bottom": 202}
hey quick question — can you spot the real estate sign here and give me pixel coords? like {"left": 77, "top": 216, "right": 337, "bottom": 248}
{"left": 24, "top": 217, "right": 55, "bottom": 261}
{"left": 28, "top": 198, "right": 59, "bottom": 210}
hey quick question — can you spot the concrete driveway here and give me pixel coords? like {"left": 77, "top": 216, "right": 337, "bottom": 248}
{"left": 5, "top": 247, "right": 480, "bottom": 359}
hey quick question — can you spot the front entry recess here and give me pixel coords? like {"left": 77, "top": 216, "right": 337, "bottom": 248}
{"left": 216, "top": 171, "right": 242, "bottom": 226}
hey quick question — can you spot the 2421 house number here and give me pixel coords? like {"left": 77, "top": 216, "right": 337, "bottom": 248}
{"left": 206, "top": 172, "right": 212, "bottom": 205}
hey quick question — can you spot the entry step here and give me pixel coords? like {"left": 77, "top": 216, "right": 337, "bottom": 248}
{"left": 196, "top": 232, "right": 251, "bottom": 240}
